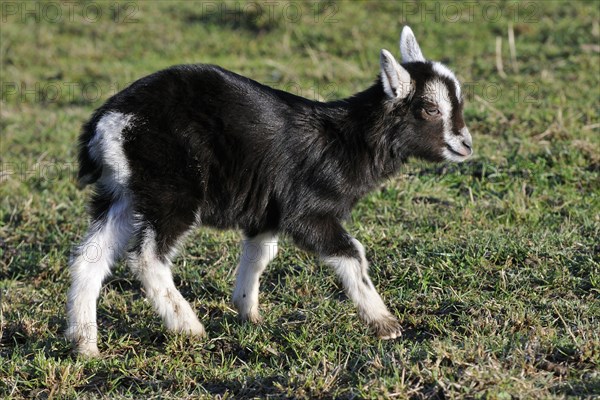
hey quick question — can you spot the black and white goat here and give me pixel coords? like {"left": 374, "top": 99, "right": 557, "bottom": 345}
{"left": 67, "top": 26, "right": 472, "bottom": 356}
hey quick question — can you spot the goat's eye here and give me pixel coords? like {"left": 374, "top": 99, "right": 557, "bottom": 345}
{"left": 424, "top": 107, "right": 439, "bottom": 116}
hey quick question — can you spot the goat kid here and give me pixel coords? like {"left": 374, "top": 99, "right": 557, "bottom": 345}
{"left": 67, "top": 26, "right": 472, "bottom": 356}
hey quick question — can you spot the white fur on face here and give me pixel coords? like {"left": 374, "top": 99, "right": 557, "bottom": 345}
{"left": 423, "top": 79, "right": 471, "bottom": 162}
{"left": 90, "top": 112, "right": 135, "bottom": 187}
{"left": 232, "top": 232, "right": 278, "bottom": 323}
{"left": 128, "top": 229, "right": 205, "bottom": 336}
{"left": 66, "top": 195, "right": 133, "bottom": 356}
{"left": 424, "top": 78, "right": 453, "bottom": 144}
{"left": 432, "top": 62, "right": 461, "bottom": 100}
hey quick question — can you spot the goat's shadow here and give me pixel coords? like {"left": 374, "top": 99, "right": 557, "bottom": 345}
{"left": 2, "top": 239, "right": 441, "bottom": 399}
{"left": 96, "top": 256, "right": 442, "bottom": 348}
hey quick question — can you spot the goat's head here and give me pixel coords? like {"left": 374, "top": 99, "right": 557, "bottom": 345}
{"left": 380, "top": 26, "right": 472, "bottom": 163}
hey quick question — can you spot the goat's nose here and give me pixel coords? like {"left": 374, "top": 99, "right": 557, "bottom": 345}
{"left": 461, "top": 128, "right": 472, "bottom": 152}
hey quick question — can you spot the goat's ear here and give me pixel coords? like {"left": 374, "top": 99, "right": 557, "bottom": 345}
{"left": 380, "top": 49, "right": 412, "bottom": 100}
{"left": 400, "top": 26, "right": 425, "bottom": 62}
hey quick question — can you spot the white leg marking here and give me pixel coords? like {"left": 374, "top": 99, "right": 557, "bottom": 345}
{"left": 129, "top": 230, "right": 205, "bottom": 337}
{"left": 66, "top": 196, "right": 133, "bottom": 356}
{"left": 232, "top": 232, "right": 278, "bottom": 323}
{"left": 323, "top": 239, "right": 402, "bottom": 339}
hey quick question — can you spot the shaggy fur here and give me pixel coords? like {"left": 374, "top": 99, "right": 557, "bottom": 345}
{"left": 66, "top": 26, "right": 472, "bottom": 356}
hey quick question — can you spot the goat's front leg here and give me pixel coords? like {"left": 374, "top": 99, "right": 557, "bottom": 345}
{"left": 288, "top": 217, "right": 402, "bottom": 339}
{"left": 232, "top": 232, "right": 278, "bottom": 323}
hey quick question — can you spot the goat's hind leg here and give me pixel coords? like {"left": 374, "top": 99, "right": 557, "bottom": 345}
{"left": 128, "top": 226, "right": 205, "bottom": 337}
{"left": 66, "top": 193, "right": 133, "bottom": 356}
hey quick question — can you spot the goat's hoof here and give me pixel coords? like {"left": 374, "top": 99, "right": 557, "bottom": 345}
{"left": 238, "top": 310, "right": 263, "bottom": 324}
{"left": 67, "top": 334, "right": 101, "bottom": 357}
{"left": 188, "top": 326, "right": 207, "bottom": 338}
{"left": 372, "top": 316, "right": 402, "bottom": 340}
{"left": 168, "top": 318, "right": 207, "bottom": 338}
{"left": 233, "top": 298, "right": 263, "bottom": 324}
{"left": 184, "top": 322, "right": 207, "bottom": 338}
{"left": 74, "top": 343, "right": 101, "bottom": 358}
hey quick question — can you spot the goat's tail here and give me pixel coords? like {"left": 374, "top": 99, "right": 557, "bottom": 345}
{"left": 76, "top": 113, "right": 103, "bottom": 188}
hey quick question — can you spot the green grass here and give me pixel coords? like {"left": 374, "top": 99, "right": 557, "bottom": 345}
{"left": 1, "top": 1, "right": 599, "bottom": 398}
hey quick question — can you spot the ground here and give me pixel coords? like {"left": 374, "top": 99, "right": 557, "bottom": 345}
{"left": 0, "top": 1, "right": 599, "bottom": 399}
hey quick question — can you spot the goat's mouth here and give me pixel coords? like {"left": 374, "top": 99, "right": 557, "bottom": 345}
{"left": 444, "top": 143, "right": 472, "bottom": 161}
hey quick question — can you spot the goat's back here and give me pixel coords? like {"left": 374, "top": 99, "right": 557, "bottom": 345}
{"left": 77, "top": 64, "right": 351, "bottom": 234}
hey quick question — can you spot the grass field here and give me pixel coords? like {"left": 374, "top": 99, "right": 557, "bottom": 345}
{"left": 1, "top": 1, "right": 599, "bottom": 398}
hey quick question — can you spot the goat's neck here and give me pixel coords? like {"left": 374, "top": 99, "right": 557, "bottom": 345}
{"left": 322, "top": 82, "right": 405, "bottom": 184}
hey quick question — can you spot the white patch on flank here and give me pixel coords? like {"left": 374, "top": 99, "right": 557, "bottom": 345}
{"left": 322, "top": 239, "right": 395, "bottom": 328}
{"left": 66, "top": 195, "right": 134, "bottom": 356}
{"left": 128, "top": 229, "right": 205, "bottom": 336}
{"left": 232, "top": 232, "right": 279, "bottom": 323}
{"left": 90, "top": 112, "right": 135, "bottom": 187}
{"left": 432, "top": 62, "right": 461, "bottom": 100}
